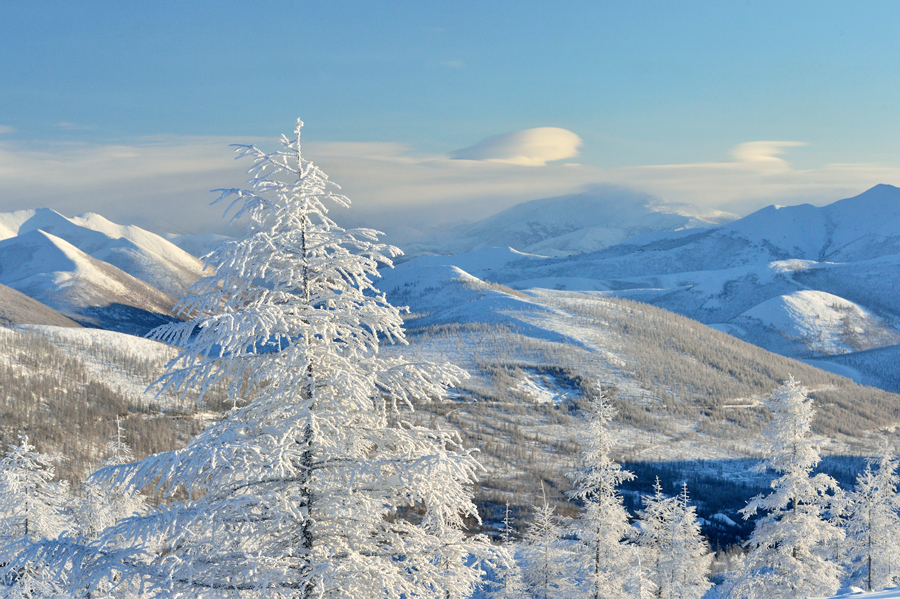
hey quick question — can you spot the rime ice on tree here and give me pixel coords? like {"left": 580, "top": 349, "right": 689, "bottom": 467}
{"left": 843, "top": 441, "right": 900, "bottom": 591}
{"left": 566, "top": 391, "right": 634, "bottom": 599}
{"left": 520, "top": 489, "right": 576, "bottom": 599}
{"left": 726, "top": 377, "right": 843, "bottom": 599}
{"left": 635, "top": 478, "right": 712, "bottom": 599}
{"left": 19, "top": 119, "right": 493, "bottom": 599}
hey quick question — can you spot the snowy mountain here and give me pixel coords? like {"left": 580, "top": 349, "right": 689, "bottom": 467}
{"left": 403, "top": 186, "right": 737, "bottom": 257}
{"left": 376, "top": 249, "right": 899, "bottom": 545}
{"left": 0, "top": 283, "right": 81, "bottom": 328}
{"left": 0, "top": 208, "right": 207, "bottom": 296}
{"left": 0, "top": 229, "right": 179, "bottom": 333}
{"left": 421, "top": 185, "right": 900, "bottom": 385}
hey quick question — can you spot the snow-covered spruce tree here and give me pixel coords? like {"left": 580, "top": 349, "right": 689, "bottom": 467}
{"left": 843, "top": 442, "right": 900, "bottom": 591}
{"left": 0, "top": 437, "right": 69, "bottom": 547}
{"left": 520, "top": 490, "right": 576, "bottom": 599}
{"left": 73, "top": 419, "right": 146, "bottom": 540}
{"left": 726, "top": 377, "right": 843, "bottom": 599}
{"left": 635, "top": 479, "right": 712, "bottom": 599}
{"left": 566, "top": 390, "right": 635, "bottom": 599}
{"left": 488, "top": 504, "right": 526, "bottom": 599}
{"left": 0, "top": 438, "right": 71, "bottom": 599}
{"left": 623, "top": 548, "right": 657, "bottom": 599}
{"left": 25, "top": 119, "right": 493, "bottom": 598}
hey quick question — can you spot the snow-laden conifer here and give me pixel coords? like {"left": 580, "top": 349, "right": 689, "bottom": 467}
{"left": 726, "top": 377, "right": 843, "bottom": 599}
{"left": 18, "top": 119, "right": 492, "bottom": 599}
{"left": 566, "top": 390, "right": 635, "bottom": 599}
{"left": 843, "top": 441, "right": 900, "bottom": 591}
{"left": 520, "top": 490, "right": 576, "bottom": 599}
{"left": 74, "top": 419, "right": 145, "bottom": 540}
{"left": 488, "top": 503, "right": 526, "bottom": 599}
{"left": 636, "top": 479, "right": 712, "bottom": 599}
{"left": 0, "top": 437, "right": 69, "bottom": 546}
{"left": 0, "top": 438, "right": 71, "bottom": 599}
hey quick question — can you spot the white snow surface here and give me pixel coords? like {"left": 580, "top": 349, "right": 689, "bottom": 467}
{"left": 0, "top": 208, "right": 206, "bottom": 296}
{"left": 0, "top": 229, "right": 176, "bottom": 317}
{"left": 737, "top": 290, "right": 885, "bottom": 355}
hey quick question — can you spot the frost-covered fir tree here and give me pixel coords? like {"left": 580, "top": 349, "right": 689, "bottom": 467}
{"left": 843, "top": 442, "right": 900, "bottom": 591}
{"left": 73, "top": 418, "right": 145, "bottom": 540}
{"left": 489, "top": 504, "right": 526, "bottom": 599}
{"left": 0, "top": 437, "right": 69, "bottom": 546}
{"left": 636, "top": 479, "right": 712, "bottom": 599}
{"left": 0, "top": 438, "right": 71, "bottom": 599}
{"left": 23, "top": 119, "right": 492, "bottom": 599}
{"left": 624, "top": 549, "right": 657, "bottom": 599}
{"left": 520, "top": 490, "right": 576, "bottom": 599}
{"left": 726, "top": 377, "right": 843, "bottom": 599}
{"left": 566, "top": 391, "right": 635, "bottom": 599}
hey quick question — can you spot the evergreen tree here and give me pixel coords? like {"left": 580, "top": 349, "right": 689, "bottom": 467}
{"left": 520, "top": 490, "right": 576, "bottom": 599}
{"left": 636, "top": 479, "right": 712, "bottom": 599}
{"left": 73, "top": 418, "right": 145, "bottom": 540}
{"left": 843, "top": 442, "right": 900, "bottom": 591}
{"left": 0, "top": 437, "right": 69, "bottom": 546}
{"left": 726, "top": 377, "right": 843, "bottom": 599}
{"left": 20, "top": 119, "right": 492, "bottom": 598}
{"left": 489, "top": 503, "right": 526, "bottom": 599}
{"left": 566, "top": 391, "right": 635, "bottom": 599}
{"left": 0, "top": 438, "right": 70, "bottom": 599}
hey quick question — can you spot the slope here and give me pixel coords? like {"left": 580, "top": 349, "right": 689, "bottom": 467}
{"left": 0, "top": 229, "right": 180, "bottom": 333}
{"left": 0, "top": 208, "right": 207, "bottom": 296}
{"left": 448, "top": 185, "right": 900, "bottom": 367}
{"left": 0, "top": 283, "right": 81, "bottom": 328}
{"left": 0, "top": 326, "right": 226, "bottom": 482}
{"left": 377, "top": 256, "right": 900, "bottom": 531}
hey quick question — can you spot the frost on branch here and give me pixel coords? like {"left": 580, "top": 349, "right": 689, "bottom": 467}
{"left": 25, "top": 119, "right": 491, "bottom": 599}
{"left": 725, "top": 377, "right": 843, "bottom": 599}
{"left": 843, "top": 440, "right": 900, "bottom": 592}
{"left": 566, "top": 390, "right": 634, "bottom": 599}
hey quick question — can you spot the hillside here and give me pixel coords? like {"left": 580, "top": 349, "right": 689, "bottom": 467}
{"left": 0, "top": 283, "right": 81, "bottom": 328}
{"left": 422, "top": 185, "right": 900, "bottom": 387}
{"left": 0, "top": 229, "right": 180, "bottom": 333}
{"left": 0, "top": 326, "right": 227, "bottom": 482}
{"left": 375, "top": 253, "right": 900, "bottom": 534}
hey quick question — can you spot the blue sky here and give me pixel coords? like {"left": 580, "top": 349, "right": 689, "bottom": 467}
{"left": 2, "top": 1, "right": 900, "bottom": 236}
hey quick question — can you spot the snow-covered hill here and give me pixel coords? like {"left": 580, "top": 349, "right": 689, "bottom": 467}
{"left": 0, "top": 229, "right": 179, "bottom": 333}
{"left": 0, "top": 325, "right": 225, "bottom": 482}
{"left": 0, "top": 208, "right": 207, "bottom": 296}
{"left": 423, "top": 185, "right": 900, "bottom": 382}
{"left": 403, "top": 186, "right": 736, "bottom": 257}
{"left": 0, "top": 283, "right": 81, "bottom": 328}
{"left": 376, "top": 251, "right": 900, "bottom": 544}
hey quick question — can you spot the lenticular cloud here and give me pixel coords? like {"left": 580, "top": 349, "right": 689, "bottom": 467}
{"left": 450, "top": 127, "right": 582, "bottom": 166}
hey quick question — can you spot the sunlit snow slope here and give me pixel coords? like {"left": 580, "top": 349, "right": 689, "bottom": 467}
{"left": 424, "top": 185, "right": 900, "bottom": 389}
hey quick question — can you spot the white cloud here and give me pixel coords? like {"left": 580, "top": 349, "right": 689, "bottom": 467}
{"left": 440, "top": 60, "right": 465, "bottom": 69}
{"left": 730, "top": 140, "right": 807, "bottom": 167}
{"left": 0, "top": 126, "right": 13, "bottom": 135}
{"left": 0, "top": 134, "right": 895, "bottom": 242}
{"left": 450, "top": 127, "right": 583, "bottom": 166}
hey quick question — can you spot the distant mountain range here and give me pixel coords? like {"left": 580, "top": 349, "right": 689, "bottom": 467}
{"left": 0, "top": 209, "right": 207, "bottom": 333}
{"left": 3, "top": 185, "right": 900, "bottom": 391}
{"left": 403, "top": 186, "right": 737, "bottom": 257}
{"left": 385, "top": 184, "right": 900, "bottom": 391}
